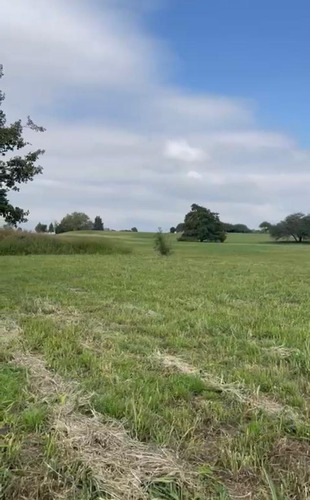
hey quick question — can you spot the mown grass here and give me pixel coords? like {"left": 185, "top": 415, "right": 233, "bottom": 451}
{"left": 1, "top": 232, "right": 310, "bottom": 498}
{"left": 0, "top": 229, "right": 131, "bottom": 256}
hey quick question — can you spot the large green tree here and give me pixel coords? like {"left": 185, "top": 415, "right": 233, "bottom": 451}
{"left": 0, "top": 65, "right": 45, "bottom": 225}
{"left": 270, "top": 213, "right": 310, "bottom": 242}
{"left": 56, "top": 212, "right": 93, "bottom": 234}
{"left": 180, "top": 204, "right": 226, "bottom": 242}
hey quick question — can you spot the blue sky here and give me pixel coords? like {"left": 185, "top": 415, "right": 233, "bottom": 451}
{"left": 1, "top": 0, "right": 309, "bottom": 230}
{"left": 149, "top": 0, "right": 310, "bottom": 145}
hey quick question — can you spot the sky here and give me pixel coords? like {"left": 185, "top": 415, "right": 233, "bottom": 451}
{"left": 1, "top": 0, "right": 309, "bottom": 230}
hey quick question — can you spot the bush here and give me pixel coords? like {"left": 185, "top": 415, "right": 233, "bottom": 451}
{"left": 154, "top": 228, "right": 171, "bottom": 256}
{"left": 0, "top": 230, "right": 131, "bottom": 256}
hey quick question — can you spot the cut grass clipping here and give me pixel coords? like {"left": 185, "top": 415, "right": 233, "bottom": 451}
{"left": 0, "top": 229, "right": 131, "bottom": 255}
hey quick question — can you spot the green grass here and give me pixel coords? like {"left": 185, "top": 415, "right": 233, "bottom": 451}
{"left": 1, "top": 232, "right": 310, "bottom": 498}
{"left": 0, "top": 229, "right": 131, "bottom": 255}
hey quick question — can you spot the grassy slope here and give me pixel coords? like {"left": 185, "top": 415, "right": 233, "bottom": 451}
{"left": 1, "top": 232, "right": 310, "bottom": 499}
{"left": 0, "top": 229, "right": 131, "bottom": 255}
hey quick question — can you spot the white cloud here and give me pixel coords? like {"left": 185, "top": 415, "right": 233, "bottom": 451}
{"left": 187, "top": 171, "right": 202, "bottom": 179}
{"left": 207, "top": 131, "right": 293, "bottom": 150}
{"left": 164, "top": 140, "right": 205, "bottom": 162}
{"left": 1, "top": 0, "right": 309, "bottom": 230}
{"left": 1, "top": 0, "right": 156, "bottom": 89}
{"left": 163, "top": 94, "right": 253, "bottom": 127}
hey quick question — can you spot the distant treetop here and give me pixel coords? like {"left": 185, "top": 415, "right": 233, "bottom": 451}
{"left": 35, "top": 222, "right": 47, "bottom": 233}
{"left": 259, "top": 221, "right": 272, "bottom": 233}
{"left": 94, "top": 216, "right": 104, "bottom": 231}
{"left": 223, "top": 223, "right": 252, "bottom": 233}
{"left": 179, "top": 204, "right": 226, "bottom": 243}
{"left": 55, "top": 212, "right": 93, "bottom": 233}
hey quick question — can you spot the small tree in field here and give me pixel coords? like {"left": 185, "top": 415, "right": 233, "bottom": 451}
{"left": 94, "top": 215, "right": 104, "bottom": 231}
{"left": 0, "top": 65, "right": 45, "bottom": 225}
{"left": 170, "top": 226, "right": 176, "bottom": 233}
{"left": 154, "top": 228, "right": 171, "bottom": 256}
{"left": 35, "top": 222, "right": 47, "bottom": 233}
{"left": 131, "top": 227, "right": 138, "bottom": 232}
{"left": 48, "top": 222, "right": 54, "bottom": 233}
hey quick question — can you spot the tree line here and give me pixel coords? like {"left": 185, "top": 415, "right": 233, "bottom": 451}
{"left": 1, "top": 67, "right": 308, "bottom": 243}
{"left": 170, "top": 205, "right": 310, "bottom": 243}
{"left": 35, "top": 213, "right": 139, "bottom": 234}
{"left": 23, "top": 208, "right": 310, "bottom": 244}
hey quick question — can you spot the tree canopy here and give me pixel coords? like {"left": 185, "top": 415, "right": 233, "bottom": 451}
{"left": 170, "top": 227, "right": 176, "bottom": 233}
{"left": 180, "top": 204, "right": 226, "bottom": 242}
{"left": 175, "top": 222, "right": 185, "bottom": 233}
{"left": 131, "top": 227, "right": 138, "bottom": 232}
{"left": 0, "top": 65, "right": 45, "bottom": 225}
{"left": 259, "top": 221, "right": 272, "bottom": 233}
{"left": 35, "top": 222, "right": 47, "bottom": 233}
{"left": 270, "top": 213, "right": 310, "bottom": 242}
{"left": 55, "top": 212, "right": 93, "bottom": 234}
{"left": 48, "top": 222, "right": 54, "bottom": 233}
{"left": 223, "top": 223, "right": 252, "bottom": 233}
{"left": 93, "top": 215, "right": 104, "bottom": 231}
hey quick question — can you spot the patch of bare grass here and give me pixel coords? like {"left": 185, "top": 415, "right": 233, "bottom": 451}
{"left": 155, "top": 352, "right": 299, "bottom": 419}
{"left": 20, "top": 297, "right": 83, "bottom": 327}
{"left": 269, "top": 438, "right": 310, "bottom": 499}
{"left": 263, "top": 345, "right": 301, "bottom": 359}
{"left": 0, "top": 317, "right": 21, "bottom": 345}
{"left": 13, "top": 353, "right": 199, "bottom": 500}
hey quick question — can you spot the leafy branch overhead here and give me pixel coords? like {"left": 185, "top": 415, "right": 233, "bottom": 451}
{"left": 0, "top": 64, "right": 45, "bottom": 225}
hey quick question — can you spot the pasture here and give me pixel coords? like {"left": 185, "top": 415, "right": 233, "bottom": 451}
{"left": 1, "top": 232, "right": 310, "bottom": 499}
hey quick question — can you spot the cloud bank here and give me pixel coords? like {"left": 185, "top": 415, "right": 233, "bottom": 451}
{"left": 1, "top": 0, "right": 309, "bottom": 230}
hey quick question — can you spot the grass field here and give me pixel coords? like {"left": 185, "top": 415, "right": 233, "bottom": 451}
{"left": 1, "top": 232, "right": 310, "bottom": 499}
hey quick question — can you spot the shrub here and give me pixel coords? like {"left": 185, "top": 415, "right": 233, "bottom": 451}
{"left": 0, "top": 230, "right": 131, "bottom": 256}
{"left": 154, "top": 228, "right": 171, "bottom": 256}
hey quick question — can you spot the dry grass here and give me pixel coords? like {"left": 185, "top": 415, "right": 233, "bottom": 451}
{"left": 1, "top": 434, "right": 81, "bottom": 500}
{"left": 13, "top": 353, "right": 198, "bottom": 500}
{"left": 263, "top": 345, "right": 301, "bottom": 359}
{"left": 155, "top": 352, "right": 299, "bottom": 419}
{"left": 0, "top": 317, "right": 21, "bottom": 345}
{"left": 270, "top": 438, "right": 310, "bottom": 499}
